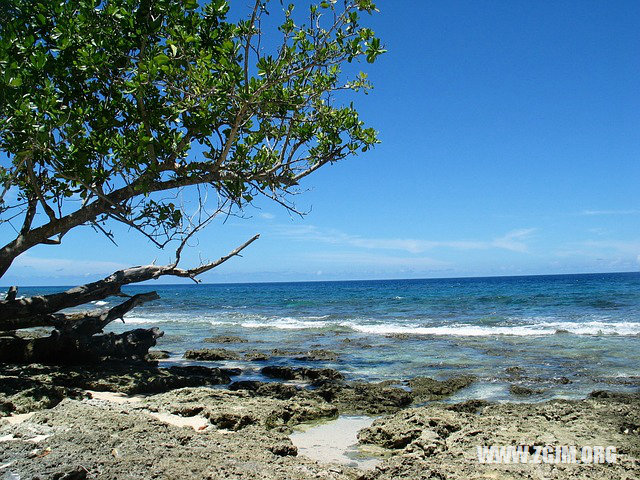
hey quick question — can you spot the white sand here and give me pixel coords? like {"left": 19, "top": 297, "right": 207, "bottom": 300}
{"left": 148, "top": 412, "right": 209, "bottom": 430}
{"left": 1, "top": 412, "right": 35, "bottom": 425}
{"left": 86, "top": 390, "right": 145, "bottom": 404}
{"left": 290, "top": 415, "right": 380, "bottom": 470}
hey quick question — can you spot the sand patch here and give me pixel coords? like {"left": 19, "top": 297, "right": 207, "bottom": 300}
{"left": 86, "top": 390, "right": 145, "bottom": 404}
{"left": 1, "top": 412, "right": 35, "bottom": 426}
{"left": 148, "top": 411, "right": 209, "bottom": 430}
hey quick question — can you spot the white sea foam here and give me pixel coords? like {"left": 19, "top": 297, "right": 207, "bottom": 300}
{"left": 120, "top": 312, "right": 640, "bottom": 336}
{"left": 241, "top": 316, "right": 331, "bottom": 330}
{"left": 351, "top": 321, "right": 640, "bottom": 337}
{"left": 123, "top": 316, "right": 167, "bottom": 324}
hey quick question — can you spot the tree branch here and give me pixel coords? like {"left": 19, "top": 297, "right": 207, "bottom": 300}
{"left": 0, "top": 292, "right": 160, "bottom": 334}
{"left": 0, "top": 234, "right": 259, "bottom": 322}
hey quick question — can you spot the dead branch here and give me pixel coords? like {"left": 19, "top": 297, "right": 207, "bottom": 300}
{"left": 0, "top": 234, "right": 259, "bottom": 323}
{"left": 0, "top": 292, "right": 160, "bottom": 333}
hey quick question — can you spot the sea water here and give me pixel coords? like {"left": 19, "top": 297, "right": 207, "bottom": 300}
{"left": 18, "top": 272, "right": 640, "bottom": 401}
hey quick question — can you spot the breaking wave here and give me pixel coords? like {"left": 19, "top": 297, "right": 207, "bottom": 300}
{"left": 121, "top": 312, "right": 640, "bottom": 336}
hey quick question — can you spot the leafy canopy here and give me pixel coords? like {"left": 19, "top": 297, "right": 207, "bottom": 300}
{"left": 0, "top": 0, "right": 383, "bottom": 276}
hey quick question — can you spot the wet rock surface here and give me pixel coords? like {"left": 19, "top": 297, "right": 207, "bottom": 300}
{"left": 183, "top": 348, "right": 241, "bottom": 361}
{"left": 269, "top": 349, "right": 340, "bottom": 361}
{"left": 408, "top": 375, "right": 476, "bottom": 402}
{"left": 145, "top": 349, "right": 171, "bottom": 361}
{"left": 261, "top": 366, "right": 344, "bottom": 383}
{"left": 240, "top": 349, "right": 341, "bottom": 363}
{"left": 204, "top": 335, "right": 249, "bottom": 344}
{"left": 244, "top": 351, "right": 270, "bottom": 361}
{"left": 509, "top": 384, "right": 545, "bottom": 396}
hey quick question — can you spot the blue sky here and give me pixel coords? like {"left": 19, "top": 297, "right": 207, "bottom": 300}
{"left": 3, "top": 0, "right": 640, "bottom": 285}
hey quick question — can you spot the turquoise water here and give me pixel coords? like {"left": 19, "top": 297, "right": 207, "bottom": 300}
{"left": 20, "top": 272, "right": 640, "bottom": 401}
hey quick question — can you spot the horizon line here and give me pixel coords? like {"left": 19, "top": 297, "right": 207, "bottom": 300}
{"left": 3, "top": 269, "right": 638, "bottom": 289}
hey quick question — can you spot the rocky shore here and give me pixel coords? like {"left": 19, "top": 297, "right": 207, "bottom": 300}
{"left": 1, "top": 355, "right": 638, "bottom": 479}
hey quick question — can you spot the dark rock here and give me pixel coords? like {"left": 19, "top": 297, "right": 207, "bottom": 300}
{"left": 183, "top": 348, "right": 240, "bottom": 361}
{"left": 446, "top": 399, "right": 490, "bottom": 413}
{"left": 590, "top": 390, "right": 623, "bottom": 399}
{"left": 262, "top": 366, "right": 298, "bottom": 380}
{"left": 229, "top": 380, "right": 263, "bottom": 392}
{"left": 263, "top": 349, "right": 339, "bottom": 361}
{"left": 555, "top": 329, "right": 571, "bottom": 334}
{"left": 341, "top": 338, "right": 373, "bottom": 348}
{"left": 316, "top": 381, "right": 413, "bottom": 415}
{"left": 294, "top": 349, "right": 339, "bottom": 361}
{"left": 268, "top": 443, "right": 298, "bottom": 457}
{"left": 554, "top": 376, "right": 571, "bottom": 384}
{"left": 168, "top": 365, "right": 218, "bottom": 376}
{"left": 270, "top": 349, "right": 304, "bottom": 357}
{"left": 229, "top": 381, "right": 301, "bottom": 400}
{"left": 384, "top": 333, "right": 419, "bottom": 340}
{"left": 167, "top": 365, "right": 233, "bottom": 381}
{"left": 145, "top": 350, "right": 171, "bottom": 361}
{"left": 220, "top": 368, "right": 242, "bottom": 377}
{"left": 204, "top": 336, "right": 248, "bottom": 344}
{"left": 261, "top": 366, "right": 344, "bottom": 383}
{"left": 509, "top": 384, "right": 544, "bottom": 396}
{"left": 244, "top": 351, "right": 270, "bottom": 361}
{"left": 505, "top": 366, "right": 525, "bottom": 376}
{"left": 408, "top": 375, "right": 476, "bottom": 402}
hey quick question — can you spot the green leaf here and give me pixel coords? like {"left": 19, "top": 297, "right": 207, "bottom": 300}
{"left": 154, "top": 53, "right": 170, "bottom": 65}
{"left": 8, "top": 76, "right": 23, "bottom": 87}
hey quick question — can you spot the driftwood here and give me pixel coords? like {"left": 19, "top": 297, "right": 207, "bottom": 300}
{"left": 0, "top": 292, "right": 159, "bottom": 333}
{"left": 0, "top": 234, "right": 259, "bottom": 324}
{"left": 0, "top": 328, "right": 163, "bottom": 364}
{"left": 0, "top": 235, "right": 259, "bottom": 364}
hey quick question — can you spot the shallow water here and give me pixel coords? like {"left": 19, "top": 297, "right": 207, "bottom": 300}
{"left": 18, "top": 272, "right": 640, "bottom": 400}
{"left": 290, "top": 415, "right": 380, "bottom": 469}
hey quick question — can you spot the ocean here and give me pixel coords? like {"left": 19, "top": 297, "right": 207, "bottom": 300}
{"left": 21, "top": 272, "right": 640, "bottom": 401}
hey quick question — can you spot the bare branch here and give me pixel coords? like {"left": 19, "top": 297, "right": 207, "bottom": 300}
{"left": 0, "top": 234, "right": 260, "bottom": 321}
{"left": 174, "top": 233, "right": 260, "bottom": 280}
{"left": 0, "top": 292, "right": 159, "bottom": 334}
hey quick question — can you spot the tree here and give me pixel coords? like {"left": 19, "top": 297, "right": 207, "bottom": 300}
{"left": 0, "top": 0, "right": 383, "bottom": 363}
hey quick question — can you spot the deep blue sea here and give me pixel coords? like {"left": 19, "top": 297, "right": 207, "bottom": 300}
{"left": 19, "top": 272, "right": 640, "bottom": 401}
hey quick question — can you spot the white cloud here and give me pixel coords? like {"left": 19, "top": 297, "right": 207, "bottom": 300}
{"left": 581, "top": 209, "right": 640, "bottom": 216}
{"left": 258, "top": 212, "right": 275, "bottom": 220}
{"left": 491, "top": 228, "right": 536, "bottom": 253}
{"left": 274, "top": 225, "right": 535, "bottom": 254}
